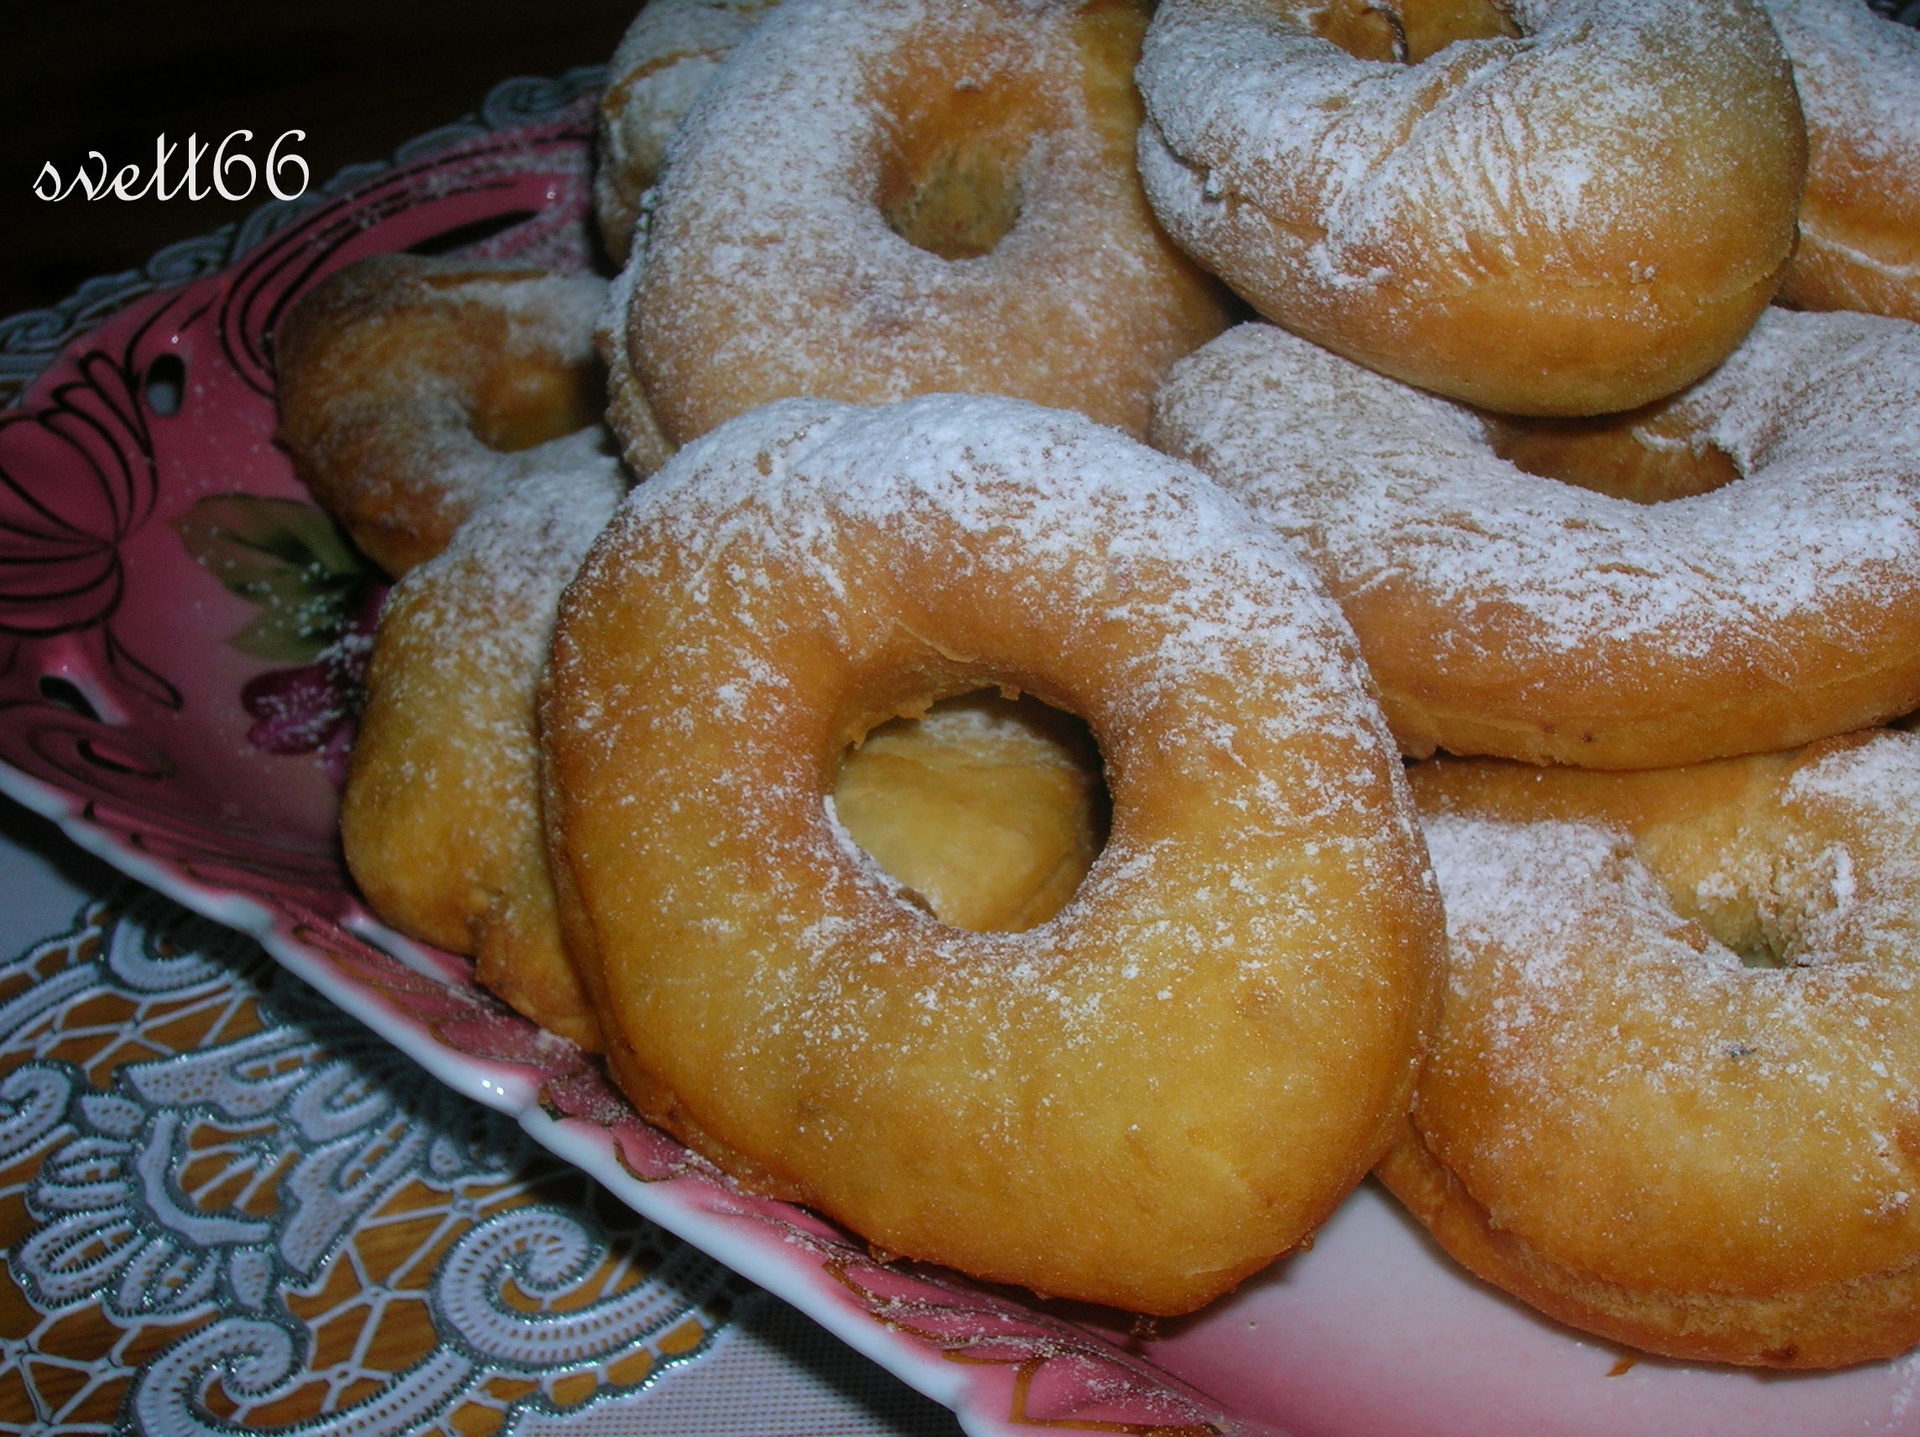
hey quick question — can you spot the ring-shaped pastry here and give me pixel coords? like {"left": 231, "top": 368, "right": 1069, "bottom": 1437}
{"left": 1385, "top": 730, "right": 1920, "bottom": 1368}
{"left": 276, "top": 255, "right": 608, "bottom": 576}
{"left": 343, "top": 459, "right": 627, "bottom": 1049}
{"left": 542, "top": 393, "right": 1440, "bottom": 1314}
{"left": 1134, "top": 0, "right": 1805, "bottom": 415}
{"left": 614, "top": 0, "right": 1231, "bottom": 446}
{"left": 1151, "top": 308, "right": 1920, "bottom": 768}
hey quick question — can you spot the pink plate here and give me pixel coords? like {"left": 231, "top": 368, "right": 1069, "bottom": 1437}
{"left": 2, "top": 75, "right": 1918, "bottom": 1437}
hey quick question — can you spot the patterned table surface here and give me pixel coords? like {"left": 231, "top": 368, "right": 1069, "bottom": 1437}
{"left": 0, "top": 794, "right": 964, "bottom": 1436}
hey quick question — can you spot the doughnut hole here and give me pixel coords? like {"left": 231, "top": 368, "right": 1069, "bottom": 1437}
{"left": 874, "top": 76, "right": 1031, "bottom": 259}
{"left": 1466, "top": 754, "right": 1860, "bottom": 971}
{"left": 1310, "top": 0, "right": 1516, "bottom": 64}
{"left": 832, "top": 690, "right": 1109, "bottom": 932}
{"left": 1485, "top": 411, "right": 1740, "bottom": 504}
{"left": 1693, "top": 848, "right": 1849, "bottom": 972}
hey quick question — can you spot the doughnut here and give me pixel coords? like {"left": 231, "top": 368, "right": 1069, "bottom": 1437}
{"left": 613, "top": 0, "right": 1232, "bottom": 446}
{"left": 1133, "top": 0, "right": 1807, "bottom": 416}
{"left": 593, "top": 0, "right": 779, "bottom": 264}
{"left": 1763, "top": 0, "right": 1920, "bottom": 322}
{"left": 276, "top": 254, "right": 611, "bottom": 576}
{"left": 348, "top": 489, "right": 1099, "bottom": 1045}
{"left": 540, "top": 393, "right": 1441, "bottom": 1314}
{"left": 833, "top": 692, "right": 1106, "bottom": 934}
{"left": 1382, "top": 730, "right": 1920, "bottom": 1368}
{"left": 342, "top": 456, "right": 627, "bottom": 1050}
{"left": 1149, "top": 308, "right": 1920, "bottom": 769}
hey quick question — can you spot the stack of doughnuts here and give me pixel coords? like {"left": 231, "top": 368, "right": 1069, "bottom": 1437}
{"left": 279, "top": 236, "right": 1441, "bottom": 1318}
{"left": 1138, "top": 0, "right": 1920, "bottom": 1368}
{"left": 271, "top": 0, "right": 1920, "bottom": 1362}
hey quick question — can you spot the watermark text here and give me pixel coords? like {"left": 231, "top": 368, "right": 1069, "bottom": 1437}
{"left": 34, "top": 131, "right": 310, "bottom": 203}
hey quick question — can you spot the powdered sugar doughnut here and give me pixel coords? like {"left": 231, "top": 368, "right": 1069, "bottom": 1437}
{"left": 351, "top": 497, "right": 1098, "bottom": 1043}
{"left": 1135, "top": 0, "right": 1806, "bottom": 415}
{"left": 615, "top": 0, "right": 1231, "bottom": 445}
{"left": 344, "top": 458, "right": 627, "bottom": 1050}
{"left": 276, "top": 255, "right": 609, "bottom": 576}
{"left": 1384, "top": 730, "right": 1920, "bottom": 1367}
{"left": 541, "top": 393, "right": 1440, "bottom": 1314}
{"left": 593, "top": 0, "right": 779, "bottom": 263}
{"left": 1151, "top": 309, "right": 1920, "bottom": 769}
{"left": 1764, "top": 0, "right": 1920, "bottom": 322}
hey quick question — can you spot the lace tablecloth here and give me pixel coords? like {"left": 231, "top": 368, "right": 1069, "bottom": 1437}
{"left": 0, "top": 797, "right": 964, "bottom": 1436}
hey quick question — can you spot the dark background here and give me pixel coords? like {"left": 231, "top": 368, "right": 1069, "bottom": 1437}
{"left": 1, "top": 0, "right": 643, "bottom": 320}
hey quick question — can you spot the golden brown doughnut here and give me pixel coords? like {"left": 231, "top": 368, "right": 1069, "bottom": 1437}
{"left": 612, "top": 0, "right": 1232, "bottom": 446}
{"left": 593, "top": 0, "right": 780, "bottom": 263}
{"left": 351, "top": 511, "right": 1100, "bottom": 1046}
{"left": 1150, "top": 309, "right": 1920, "bottom": 769}
{"left": 343, "top": 459, "right": 627, "bottom": 1050}
{"left": 276, "top": 254, "right": 609, "bottom": 576}
{"left": 1383, "top": 730, "right": 1920, "bottom": 1368}
{"left": 1764, "top": 0, "right": 1920, "bottom": 322}
{"left": 1134, "top": 0, "right": 1807, "bottom": 415}
{"left": 541, "top": 393, "right": 1440, "bottom": 1315}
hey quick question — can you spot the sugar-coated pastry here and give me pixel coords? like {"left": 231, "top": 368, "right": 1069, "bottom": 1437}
{"left": 276, "top": 255, "right": 609, "bottom": 576}
{"left": 613, "top": 0, "right": 1232, "bottom": 446}
{"left": 1151, "top": 309, "right": 1920, "bottom": 768}
{"left": 1134, "top": 0, "right": 1806, "bottom": 415}
{"left": 342, "top": 457, "right": 627, "bottom": 1049}
{"left": 1763, "top": 0, "right": 1920, "bottom": 322}
{"left": 1384, "top": 731, "right": 1920, "bottom": 1368}
{"left": 593, "top": 0, "right": 780, "bottom": 263}
{"left": 541, "top": 393, "right": 1440, "bottom": 1315}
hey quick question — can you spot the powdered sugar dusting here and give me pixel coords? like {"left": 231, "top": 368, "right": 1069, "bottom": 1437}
{"left": 1412, "top": 730, "right": 1920, "bottom": 1294}
{"left": 1765, "top": 0, "right": 1920, "bottom": 313}
{"left": 1137, "top": 0, "right": 1793, "bottom": 312}
{"left": 1766, "top": 0, "right": 1920, "bottom": 178}
{"left": 543, "top": 394, "right": 1440, "bottom": 1286}
{"left": 621, "top": 0, "right": 1224, "bottom": 440}
{"left": 1153, "top": 308, "right": 1920, "bottom": 675}
{"left": 374, "top": 444, "right": 628, "bottom": 797}
{"left": 406, "top": 444, "right": 627, "bottom": 664}
{"left": 595, "top": 393, "right": 1389, "bottom": 768}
